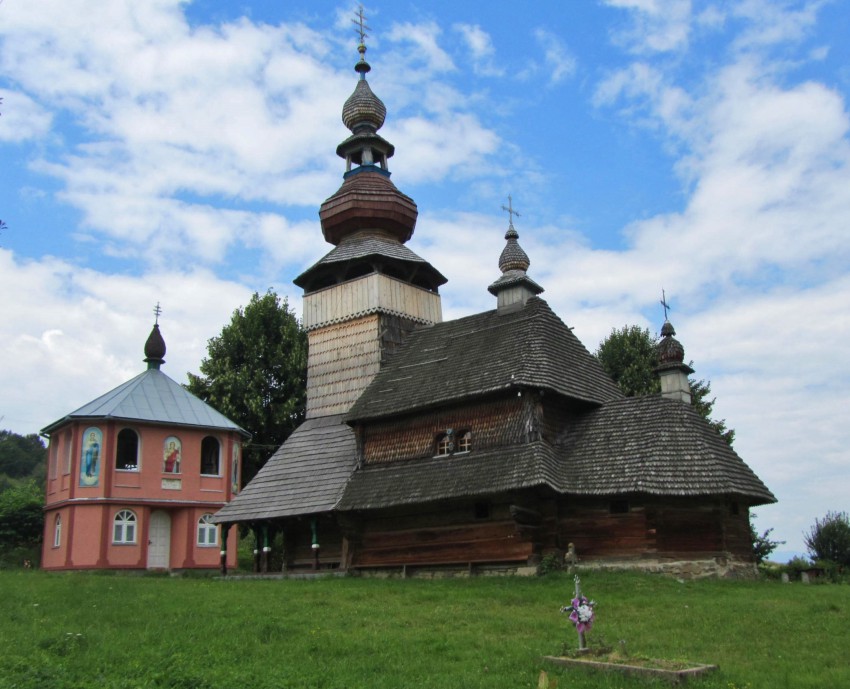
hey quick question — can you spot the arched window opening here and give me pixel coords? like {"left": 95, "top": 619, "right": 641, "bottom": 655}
{"left": 113, "top": 510, "right": 137, "bottom": 544}
{"left": 116, "top": 429, "right": 139, "bottom": 470}
{"left": 456, "top": 431, "right": 472, "bottom": 453}
{"left": 201, "top": 436, "right": 220, "bottom": 475}
{"left": 197, "top": 513, "right": 218, "bottom": 546}
{"left": 53, "top": 515, "right": 62, "bottom": 548}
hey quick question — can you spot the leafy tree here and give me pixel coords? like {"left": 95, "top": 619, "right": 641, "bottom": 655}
{"left": 0, "top": 479, "right": 44, "bottom": 550}
{"left": 0, "top": 430, "right": 47, "bottom": 480}
{"left": 750, "top": 515, "right": 784, "bottom": 564}
{"left": 595, "top": 325, "right": 734, "bottom": 445}
{"left": 187, "top": 290, "right": 307, "bottom": 484}
{"left": 804, "top": 511, "right": 850, "bottom": 567}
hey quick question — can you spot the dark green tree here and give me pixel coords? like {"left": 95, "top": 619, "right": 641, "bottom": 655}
{"left": 0, "top": 430, "right": 47, "bottom": 481}
{"left": 186, "top": 290, "right": 307, "bottom": 484}
{"left": 804, "top": 511, "right": 850, "bottom": 567}
{"left": 0, "top": 479, "right": 44, "bottom": 550}
{"left": 595, "top": 325, "right": 735, "bottom": 445}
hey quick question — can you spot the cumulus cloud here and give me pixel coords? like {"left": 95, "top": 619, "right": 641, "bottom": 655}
{"left": 533, "top": 29, "right": 577, "bottom": 85}
{"left": 453, "top": 23, "right": 503, "bottom": 77}
{"left": 604, "top": 0, "right": 694, "bottom": 53}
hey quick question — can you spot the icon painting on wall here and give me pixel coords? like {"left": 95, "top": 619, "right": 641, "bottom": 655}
{"left": 79, "top": 427, "right": 102, "bottom": 487}
{"left": 163, "top": 436, "right": 182, "bottom": 473}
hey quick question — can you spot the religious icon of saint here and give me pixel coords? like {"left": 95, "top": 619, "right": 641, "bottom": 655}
{"left": 79, "top": 427, "right": 102, "bottom": 487}
{"left": 163, "top": 437, "right": 181, "bottom": 473}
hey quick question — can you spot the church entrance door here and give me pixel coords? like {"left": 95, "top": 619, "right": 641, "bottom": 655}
{"left": 148, "top": 510, "right": 171, "bottom": 569}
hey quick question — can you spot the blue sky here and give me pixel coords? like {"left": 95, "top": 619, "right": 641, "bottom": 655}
{"left": 2, "top": 0, "right": 849, "bottom": 558}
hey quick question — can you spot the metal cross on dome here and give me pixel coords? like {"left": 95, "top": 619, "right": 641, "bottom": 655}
{"left": 153, "top": 302, "right": 162, "bottom": 325}
{"left": 660, "top": 289, "right": 671, "bottom": 321}
{"left": 352, "top": 5, "right": 370, "bottom": 45}
{"left": 501, "top": 194, "right": 521, "bottom": 229}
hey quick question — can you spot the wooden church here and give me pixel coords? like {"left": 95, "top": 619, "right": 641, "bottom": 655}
{"left": 41, "top": 317, "right": 249, "bottom": 571}
{"left": 213, "top": 34, "right": 775, "bottom": 578}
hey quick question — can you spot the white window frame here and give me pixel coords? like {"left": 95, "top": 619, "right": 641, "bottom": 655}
{"left": 113, "top": 509, "right": 137, "bottom": 544}
{"left": 53, "top": 514, "right": 61, "bottom": 548}
{"left": 197, "top": 514, "right": 218, "bottom": 547}
{"left": 456, "top": 431, "right": 472, "bottom": 453}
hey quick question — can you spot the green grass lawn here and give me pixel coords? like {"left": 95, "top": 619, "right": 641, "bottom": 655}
{"left": 0, "top": 569, "right": 846, "bottom": 689}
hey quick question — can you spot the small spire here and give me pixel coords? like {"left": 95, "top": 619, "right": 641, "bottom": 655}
{"left": 144, "top": 305, "right": 166, "bottom": 370}
{"left": 655, "top": 302, "right": 694, "bottom": 404}
{"left": 488, "top": 195, "right": 543, "bottom": 308}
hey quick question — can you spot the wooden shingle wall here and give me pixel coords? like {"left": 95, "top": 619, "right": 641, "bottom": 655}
{"left": 362, "top": 396, "right": 526, "bottom": 464}
{"left": 306, "top": 315, "right": 383, "bottom": 418}
{"left": 302, "top": 273, "right": 442, "bottom": 331}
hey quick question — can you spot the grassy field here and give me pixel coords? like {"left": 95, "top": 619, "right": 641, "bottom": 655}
{"left": 0, "top": 569, "right": 846, "bottom": 689}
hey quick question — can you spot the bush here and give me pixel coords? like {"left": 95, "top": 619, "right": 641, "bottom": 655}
{"left": 750, "top": 515, "right": 784, "bottom": 564}
{"left": 784, "top": 556, "right": 811, "bottom": 580}
{"left": 804, "top": 511, "right": 850, "bottom": 567}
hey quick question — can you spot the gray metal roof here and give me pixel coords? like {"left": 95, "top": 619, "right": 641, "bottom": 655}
{"left": 41, "top": 368, "right": 248, "bottom": 436}
{"left": 213, "top": 414, "right": 356, "bottom": 523}
{"left": 346, "top": 296, "right": 623, "bottom": 422}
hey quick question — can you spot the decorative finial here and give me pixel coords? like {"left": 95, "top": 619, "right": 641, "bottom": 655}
{"left": 352, "top": 5, "right": 371, "bottom": 78}
{"left": 153, "top": 302, "right": 162, "bottom": 325}
{"left": 501, "top": 194, "right": 521, "bottom": 232}
{"left": 660, "top": 289, "right": 670, "bottom": 322}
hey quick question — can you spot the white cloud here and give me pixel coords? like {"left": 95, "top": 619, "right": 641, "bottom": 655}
{"left": 0, "top": 89, "right": 52, "bottom": 142}
{"left": 533, "top": 29, "right": 577, "bottom": 85}
{"left": 604, "top": 0, "right": 693, "bottom": 53}
{"left": 453, "top": 23, "right": 503, "bottom": 77}
{"left": 386, "top": 21, "right": 455, "bottom": 73}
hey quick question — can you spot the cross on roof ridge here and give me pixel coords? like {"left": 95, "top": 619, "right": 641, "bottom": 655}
{"left": 501, "top": 194, "right": 521, "bottom": 229}
{"left": 660, "top": 289, "right": 671, "bottom": 321}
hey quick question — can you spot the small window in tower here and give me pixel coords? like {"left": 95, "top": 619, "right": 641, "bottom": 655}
{"left": 201, "top": 436, "right": 220, "bottom": 475}
{"left": 116, "top": 429, "right": 139, "bottom": 471}
{"left": 53, "top": 515, "right": 62, "bottom": 548}
{"left": 610, "top": 499, "right": 630, "bottom": 514}
{"left": 456, "top": 431, "right": 472, "bottom": 453}
{"left": 435, "top": 432, "right": 453, "bottom": 456}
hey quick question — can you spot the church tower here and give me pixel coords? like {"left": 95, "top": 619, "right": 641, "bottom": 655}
{"left": 294, "top": 24, "right": 445, "bottom": 418}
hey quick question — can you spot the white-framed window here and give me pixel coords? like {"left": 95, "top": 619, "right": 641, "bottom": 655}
{"left": 197, "top": 514, "right": 218, "bottom": 546}
{"left": 456, "top": 430, "right": 472, "bottom": 453}
{"left": 435, "top": 433, "right": 452, "bottom": 456}
{"left": 113, "top": 509, "right": 137, "bottom": 544}
{"left": 200, "top": 436, "right": 220, "bottom": 475}
{"left": 53, "top": 514, "right": 62, "bottom": 548}
{"left": 116, "top": 428, "right": 140, "bottom": 471}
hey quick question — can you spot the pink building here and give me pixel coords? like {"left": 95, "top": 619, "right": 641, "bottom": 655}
{"left": 41, "top": 321, "right": 249, "bottom": 571}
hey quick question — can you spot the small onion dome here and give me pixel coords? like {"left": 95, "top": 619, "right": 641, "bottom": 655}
{"left": 144, "top": 323, "right": 166, "bottom": 370}
{"left": 319, "top": 170, "right": 418, "bottom": 245}
{"left": 342, "top": 79, "right": 387, "bottom": 133}
{"left": 656, "top": 320, "right": 690, "bottom": 369}
{"left": 498, "top": 226, "right": 530, "bottom": 273}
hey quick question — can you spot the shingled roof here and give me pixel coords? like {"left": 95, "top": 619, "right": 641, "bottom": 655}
{"left": 337, "top": 442, "right": 561, "bottom": 510}
{"left": 563, "top": 395, "right": 776, "bottom": 504}
{"left": 41, "top": 368, "right": 248, "bottom": 436}
{"left": 346, "top": 296, "right": 623, "bottom": 422}
{"left": 213, "top": 414, "right": 356, "bottom": 523}
{"left": 337, "top": 394, "right": 775, "bottom": 511}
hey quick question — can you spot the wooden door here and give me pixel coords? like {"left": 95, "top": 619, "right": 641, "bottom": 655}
{"left": 147, "top": 510, "right": 171, "bottom": 569}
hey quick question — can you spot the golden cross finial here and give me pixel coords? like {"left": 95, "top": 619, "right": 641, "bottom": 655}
{"left": 153, "top": 302, "right": 162, "bottom": 325}
{"left": 353, "top": 5, "right": 370, "bottom": 46}
{"left": 660, "top": 289, "right": 671, "bottom": 321}
{"left": 501, "top": 194, "right": 521, "bottom": 229}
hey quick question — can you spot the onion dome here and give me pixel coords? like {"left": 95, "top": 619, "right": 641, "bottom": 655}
{"left": 144, "top": 323, "right": 166, "bottom": 370}
{"left": 498, "top": 226, "right": 530, "bottom": 273}
{"left": 343, "top": 79, "right": 386, "bottom": 133}
{"left": 655, "top": 319, "right": 694, "bottom": 376}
